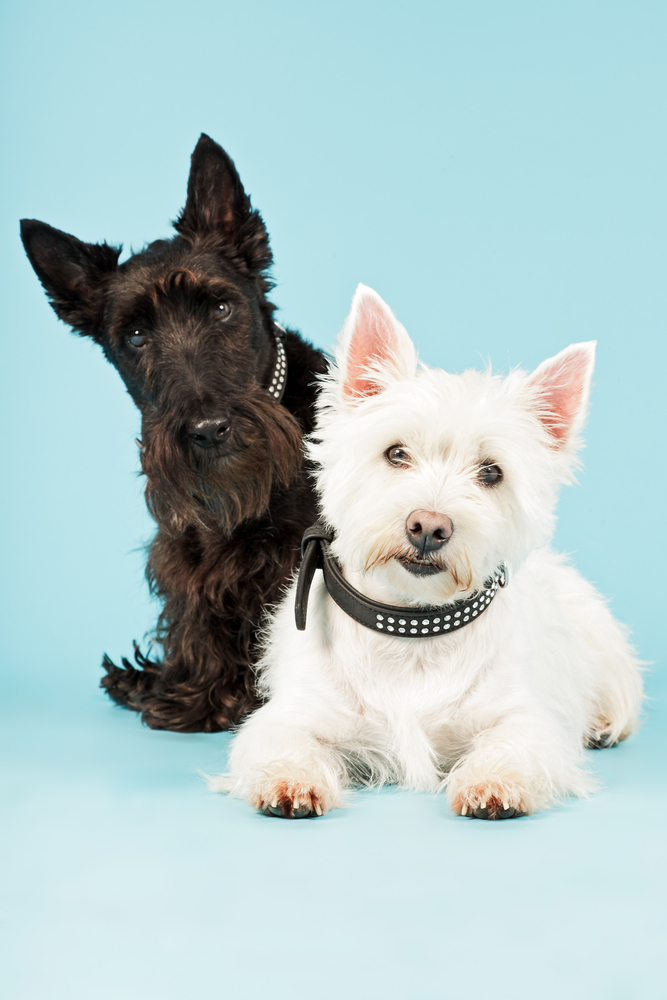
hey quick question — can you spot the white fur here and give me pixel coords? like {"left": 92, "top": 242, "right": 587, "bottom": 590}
{"left": 212, "top": 285, "right": 643, "bottom": 819}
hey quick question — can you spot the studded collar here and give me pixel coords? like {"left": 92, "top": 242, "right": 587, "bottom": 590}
{"left": 267, "top": 323, "right": 288, "bottom": 402}
{"left": 295, "top": 521, "right": 508, "bottom": 637}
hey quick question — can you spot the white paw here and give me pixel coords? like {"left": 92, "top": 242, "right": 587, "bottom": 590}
{"left": 249, "top": 775, "right": 337, "bottom": 819}
{"left": 585, "top": 715, "right": 633, "bottom": 749}
{"left": 449, "top": 777, "right": 530, "bottom": 820}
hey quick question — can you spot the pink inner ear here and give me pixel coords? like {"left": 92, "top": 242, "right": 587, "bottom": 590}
{"left": 344, "top": 294, "right": 398, "bottom": 398}
{"left": 532, "top": 347, "right": 592, "bottom": 444}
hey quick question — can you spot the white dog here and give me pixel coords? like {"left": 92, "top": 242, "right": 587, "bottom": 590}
{"left": 212, "top": 285, "right": 643, "bottom": 820}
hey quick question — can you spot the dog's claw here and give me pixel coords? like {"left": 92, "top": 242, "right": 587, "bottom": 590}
{"left": 461, "top": 804, "right": 468, "bottom": 816}
{"left": 260, "top": 788, "right": 325, "bottom": 819}
{"left": 292, "top": 805, "right": 312, "bottom": 819}
{"left": 587, "top": 735, "right": 618, "bottom": 749}
{"left": 468, "top": 803, "right": 523, "bottom": 820}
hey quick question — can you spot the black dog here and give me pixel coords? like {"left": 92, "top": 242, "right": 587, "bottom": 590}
{"left": 21, "top": 134, "right": 326, "bottom": 732}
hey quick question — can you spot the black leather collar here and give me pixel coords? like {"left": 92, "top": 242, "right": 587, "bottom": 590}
{"left": 295, "top": 521, "right": 508, "bottom": 636}
{"left": 268, "top": 323, "right": 288, "bottom": 402}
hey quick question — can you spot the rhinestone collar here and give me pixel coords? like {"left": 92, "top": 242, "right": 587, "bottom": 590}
{"left": 267, "top": 323, "right": 288, "bottom": 402}
{"left": 295, "top": 521, "right": 508, "bottom": 637}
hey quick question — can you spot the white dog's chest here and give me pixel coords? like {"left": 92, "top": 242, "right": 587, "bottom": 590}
{"left": 328, "top": 609, "right": 488, "bottom": 725}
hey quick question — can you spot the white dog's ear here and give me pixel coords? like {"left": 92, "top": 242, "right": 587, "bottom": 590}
{"left": 337, "top": 284, "right": 417, "bottom": 401}
{"left": 528, "top": 341, "right": 596, "bottom": 448}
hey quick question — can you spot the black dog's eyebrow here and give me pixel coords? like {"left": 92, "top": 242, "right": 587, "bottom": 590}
{"left": 108, "top": 295, "right": 158, "bottom": 338}
{"left": 110, "top": 274, "right": 245, "bottom": 334}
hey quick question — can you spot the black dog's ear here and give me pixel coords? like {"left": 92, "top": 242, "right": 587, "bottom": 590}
{"left": 174, "top": 134, "right": 272, "bottom": 275}
{"left": 20, "top": 220, "right": 120, "bottom": 337}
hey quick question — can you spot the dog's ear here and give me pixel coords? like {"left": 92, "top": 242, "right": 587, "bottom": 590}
{"left": 174, "top": 134, "right": 272, "bottom": 274}
{"left": 528, "top": 342, "right": 596, "bottom": 448}
{"left": 20, "top": 219, "right": 120, "bottom": 337}
{"left": 337, "top": 284, "right": 418, "bottom": 401}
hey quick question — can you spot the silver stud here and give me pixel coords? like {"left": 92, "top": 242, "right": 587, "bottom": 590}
{"left": 387, "top": 626, "right": 394, "bottom": 632}
{"left": 410, "top": 628, "right": 417, "bottom": 634}
{"left": 398, "top": 627, "right": 405, "bottom": 633}
{"left": 433, "top": 618, "right": 440, "bottom": 624}
{"left": 444, "top": 624, "right": 450, "bottom": 629}
{"left": 433, "top": 626, "right": 440, "bottom": 632}
{"left": 376, "top": 614, "right": 384, "bottom": 620}
{"left": 445, "top": 615, "right": 451, "bottom": 621}
{"left": 422, "top": 619, "right": 430, "bottom": 625}
{"left": 454, "top": 620, "right": 460, "bottom": 626}
{"left": 472, "top": 611, "right": 478, "bottom": 616}
{"left": 376, "top": 622, "right": 384, "bottom": 629}
{"left": 387, "top": 618, "right": 395, "bottom": 623}
{"left": 421, "top": 628, "right": 429, "bottom": 634}
{"left": 455, "top": 612, "right": 461, "bottom": 618}
{"left": 399, "top": 619, "right": 406, "bottom": 625}
{"left": 464, "top": 616, "right": 469, "bottom": 622}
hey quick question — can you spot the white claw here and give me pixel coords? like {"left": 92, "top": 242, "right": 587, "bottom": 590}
{"left": 270, "top": 798, "right": 278, "bottom": 809}
{"left": 314, "top": 801, "right": 323, "bottom": 816}
{"left": 461, "top": 804, "right": 468, "bottom": 816}
{"left": 480, "top": 799, "right": 487, "bottom": 810}
{"left": 502, "top": 801, "right": 509, "bottom": 810}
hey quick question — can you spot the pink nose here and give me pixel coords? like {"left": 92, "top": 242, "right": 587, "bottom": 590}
{"left": 406, "top": 510, "right": 453, "bottom": 554}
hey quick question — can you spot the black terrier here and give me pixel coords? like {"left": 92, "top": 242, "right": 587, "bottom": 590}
{"left": 21, "top": 134, "right": 326, "bottom": 732}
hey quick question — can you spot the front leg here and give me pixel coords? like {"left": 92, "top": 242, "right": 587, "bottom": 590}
{"left": 210, "top": 699, "right": 352, "bottom": 818}
{"left": 444, "top": 710, "right": 593, "bottom": 820}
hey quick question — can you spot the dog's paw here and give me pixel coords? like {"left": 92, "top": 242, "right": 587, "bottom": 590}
{"left": 585, "top": 716, "right": 630, "bottom": 749}
{"left": 585, "top": 733, "right": 623, "bottom": 749}
{"left": 450, "top": 780, "right": 528, "bottom": 820}
{"left": 250, "top": 778, "right": 332, "bottom": 819}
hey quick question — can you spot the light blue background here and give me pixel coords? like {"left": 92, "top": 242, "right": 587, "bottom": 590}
{"left": 1, "top": 3, "right": 666, "bottom": 998}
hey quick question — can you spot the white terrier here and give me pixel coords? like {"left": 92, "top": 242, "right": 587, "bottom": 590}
{"left": 212, "top": 285, "right": 643, "bottom": 820}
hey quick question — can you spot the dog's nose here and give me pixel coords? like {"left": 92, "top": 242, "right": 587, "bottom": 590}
{"left": 406, "top": 510, "right": 453, "bottom": 554}
{"left": 188, "top": 416, "right": 232, "bottom": 449}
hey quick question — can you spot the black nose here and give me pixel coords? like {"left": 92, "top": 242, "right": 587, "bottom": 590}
{"left": 406, "top": 509, "right": 453, "bottom": 555}
{"left": 188, "top": 416, "right": 232, "bottom": 450}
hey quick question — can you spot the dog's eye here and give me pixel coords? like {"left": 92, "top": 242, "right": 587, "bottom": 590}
{"left": 215, "top": 301, "right": 232, "bottom": 321}
{"left": 386, "top": 445, "right": 411, "bottom": 467}
{"left": 479, "top": 463, "right": 503, "bottom": 486}
{"left": 127, "top": 330, "right": 147, "bottom": 348}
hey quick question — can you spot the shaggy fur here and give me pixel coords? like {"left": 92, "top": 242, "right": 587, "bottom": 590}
{"left": 214, "top": 284, "right": 643, "bottom": 818}
{"left": 20, "top": 135, "right": 326, "bottom": 731}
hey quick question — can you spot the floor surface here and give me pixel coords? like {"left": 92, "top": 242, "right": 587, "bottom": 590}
{"left": 2, "top": 679, "right": 665, "bottom": 1000}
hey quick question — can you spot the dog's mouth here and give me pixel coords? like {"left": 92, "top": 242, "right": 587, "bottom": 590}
{"left": 396, "top": 554, "right": 445, "bottom": 577}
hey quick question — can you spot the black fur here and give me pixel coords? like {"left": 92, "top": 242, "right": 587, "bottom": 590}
{"left": 21, "top": 134, "right": 326, "bottom": 732}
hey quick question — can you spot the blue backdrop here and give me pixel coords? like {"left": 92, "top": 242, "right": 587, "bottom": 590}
{"left": 1, "top": 3, "right": 665, "bottom": 998}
